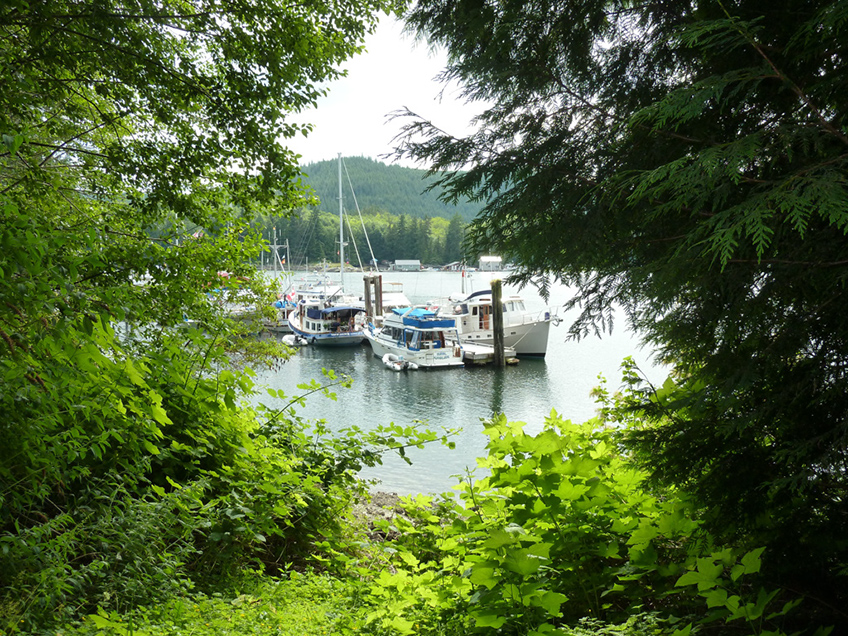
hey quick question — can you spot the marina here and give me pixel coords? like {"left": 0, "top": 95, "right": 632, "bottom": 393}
{"left": 251, "top": 270, "right": 667, "bottom": 497}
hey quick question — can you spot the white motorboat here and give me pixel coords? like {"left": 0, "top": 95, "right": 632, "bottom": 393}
{"left": 439, "top": 288, "right": 559, "bottom": 357}
{"left": 364, "top": 307, "right": 465, "bottom": 369}
{"left": 288, "top": 297, "right": 366, "bottom": 346}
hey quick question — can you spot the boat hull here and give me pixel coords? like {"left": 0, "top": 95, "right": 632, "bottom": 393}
{"left": 289, "top": 323, "right": 364, "bottom": 346}
{"left": 364, "top": 330, "right": 464, "bottom": 369}
{"left": 455, "top": 317, "right": 552, "bottom": 357}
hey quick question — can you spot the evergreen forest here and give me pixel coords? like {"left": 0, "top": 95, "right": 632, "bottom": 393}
{"left": 250, "top": 156, "right": 477, "bottom": 267}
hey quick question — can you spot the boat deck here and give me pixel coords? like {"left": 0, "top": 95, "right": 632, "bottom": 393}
{"left": 461, "top": 342, "right": 519, "bottom": 365}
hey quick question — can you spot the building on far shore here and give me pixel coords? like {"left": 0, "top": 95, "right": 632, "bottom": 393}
{"left": 393, "top": 259, "right": 421, "bottom": 271}
{"left": 479, "top": 255, "right": 503, "bottom": 271}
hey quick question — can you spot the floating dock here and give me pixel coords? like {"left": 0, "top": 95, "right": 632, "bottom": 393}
{"left": 461, "top": 342, "right": 519, "bottom": 366}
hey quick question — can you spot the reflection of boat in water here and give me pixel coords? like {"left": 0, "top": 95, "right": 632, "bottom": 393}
{"left": 439, "top": 289, "right": 559, "bottom": 358}
{"left": 364, "top": 307, "right": 465, "bottom": 369}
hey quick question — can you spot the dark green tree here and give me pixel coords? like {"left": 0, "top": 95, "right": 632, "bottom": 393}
{"left": 443, "top": 213, "right": 465, "bottom": 263}
{"left": 396, "top": 0, "right": 848, "bottom": 623}
{"left": 387, "top": 214, "right": 411, "bottom": 261}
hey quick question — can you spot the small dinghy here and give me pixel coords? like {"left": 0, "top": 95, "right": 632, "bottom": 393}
{"left": 282, "top": 334, "right": 309, "bottom": 347}
{"left": 382, "top": 353, "right": 419, "bottom": 372}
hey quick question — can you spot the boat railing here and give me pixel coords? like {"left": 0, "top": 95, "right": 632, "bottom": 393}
{"left": 515, "top": 306, "right": 561, "bottom": 326}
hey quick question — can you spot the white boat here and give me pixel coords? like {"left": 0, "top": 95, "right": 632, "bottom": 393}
{"left": 265, "top": 292, "right": 297, "bottom": 333}
{"left": 439, "top": 288, "right": 559, "bottom": 358}
{"left": 377, "top": 281, "right": 412, "bottom": 316}
{"left": 364, "top": 307, "right": 465, "bottom": 369}
{"left": 382, "top": 353, "right": 419, "bottom": 372}
{"left": 288, "top": 295, "right": 366, "bottom": 346}
{"left": 267, "top": 277, "right": 351, "bottom": 334}
{"left": 282, "top": 333, "right": 309, "bottom": 347}
{"left": 287, "top": 155, "right": 368, "bottom": 345}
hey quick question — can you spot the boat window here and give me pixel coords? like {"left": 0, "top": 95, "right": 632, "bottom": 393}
{"left": 479, "top": 305, "right": 491, "bottom": 330}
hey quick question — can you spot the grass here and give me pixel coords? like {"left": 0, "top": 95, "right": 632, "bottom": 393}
{"left": 46, "top": 571, "right": 362, "bottom": 636}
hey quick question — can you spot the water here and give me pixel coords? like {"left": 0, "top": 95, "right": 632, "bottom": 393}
{"left": 250, "top": 270, "right": 666, "bottom": 497}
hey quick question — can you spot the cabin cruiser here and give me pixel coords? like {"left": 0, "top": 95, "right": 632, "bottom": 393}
{"left": 439, "top": 289, "right": 558, "bottom": 357}
{"left": 364, "top": 307, "right": 465, "bottom": 369}
{"left": 287, "top": 290, "right": 366, "bottom": 346}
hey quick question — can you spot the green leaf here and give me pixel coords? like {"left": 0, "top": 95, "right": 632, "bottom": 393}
{"left": 538, "top": 591, "right": 568, "bottom": 616}
{"left": 505, "top": 548, "right": 545, "bottom": 575}
{"left": 473, "top": 610, "right": 508, "bottom": 629}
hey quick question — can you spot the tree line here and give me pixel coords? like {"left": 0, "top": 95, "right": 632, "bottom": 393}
{"left": 299, "top": 156, "right": 483, "bottom": 223}
{"left": 253, "top": 208, "right": 467, "bottom": 267}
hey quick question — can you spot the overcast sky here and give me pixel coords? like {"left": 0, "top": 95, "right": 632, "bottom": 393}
{"left": 286, "top": 16, "right": 478, "bottom": 168}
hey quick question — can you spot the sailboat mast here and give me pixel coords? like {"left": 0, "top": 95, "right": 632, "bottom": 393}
{"left": 338, "top": 153, "right": 344, "bottom": 288}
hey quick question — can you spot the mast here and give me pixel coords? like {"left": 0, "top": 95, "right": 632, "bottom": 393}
{"left": 272, "top": 226, "right": 278, "bottom": 276}
{"left": 338, "top": 153, "right": 344, "bottom": 289}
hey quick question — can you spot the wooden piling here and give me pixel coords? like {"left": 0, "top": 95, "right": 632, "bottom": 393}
{"left": 363, "top": 274, "right": 384, "bottom": 323}
{"left": 491, "top": 279, "right": 505, "bottom": 367}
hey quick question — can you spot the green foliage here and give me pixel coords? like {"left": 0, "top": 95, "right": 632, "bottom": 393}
{"left": 1, "top": 334, "right": 453, "bottom": 632}
{"left": 50, "top": 570, "right": 358, "bottom": 636}
{"left": 395, "top": 0, "right": 848, "bottom": 624}
{"left": 302, "top": 157, "right": 481, "bottom": 223}
{"left": 256, "top": 192, "right": 470, "bottom": 268}
{"left": 1, "top": 1, "right": 414, "bottom": 632}
{"left": 351, "top": 406, "right": 813, "bottom": 636}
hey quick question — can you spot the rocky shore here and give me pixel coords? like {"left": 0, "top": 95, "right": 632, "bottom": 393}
{"left": 352, "top": 491, "right": 403, "bottom": 525}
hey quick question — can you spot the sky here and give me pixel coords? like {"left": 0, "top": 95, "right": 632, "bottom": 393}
{"left": 286, "top": 17, "right": 479, "bottom": 168}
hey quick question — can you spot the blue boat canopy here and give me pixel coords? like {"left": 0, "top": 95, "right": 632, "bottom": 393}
{"left": 404, "top": 307, "right": 437, "bottom": 318}
{"left": 392, "top": 306, "right": 455, "bottom": 329}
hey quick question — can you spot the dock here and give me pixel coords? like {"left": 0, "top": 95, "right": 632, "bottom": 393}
{"left": 461, "top": 342, "right": 519, "bottom": 366}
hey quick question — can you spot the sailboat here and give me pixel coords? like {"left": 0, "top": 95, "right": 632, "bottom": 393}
{"left": 287, "top": 154, "right": 367, "bottom": 346}
{"left": 264, "top": 230, "right": 297, "bottom": 333}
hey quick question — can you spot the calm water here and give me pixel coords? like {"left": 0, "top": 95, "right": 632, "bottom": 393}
{"left": 250, "top": 270, "right": 666, "bottom": 497}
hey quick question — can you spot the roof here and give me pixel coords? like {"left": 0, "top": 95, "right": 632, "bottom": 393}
{"left": 317, "top": 306, "right": 365, "bottom": 315}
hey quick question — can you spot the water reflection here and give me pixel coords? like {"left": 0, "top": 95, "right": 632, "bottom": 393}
{"left": 249, "top": 272, "right": 665, "bottom": 495}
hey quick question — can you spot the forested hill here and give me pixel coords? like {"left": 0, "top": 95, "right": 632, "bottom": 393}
{"left": 300, "top": 156, "right": 482, "bottom": 222}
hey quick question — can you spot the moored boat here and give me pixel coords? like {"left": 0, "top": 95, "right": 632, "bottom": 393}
{"left": 364, "top": 307, "right": 465, "bottom": 369}
{"left": 382, "top": 353, "right": 419, "bottom": 371}
{"left": 288, "top": 297, "right": 366, "bottom": 346}
{"left": 438, "top": 289, "right": 559, "bottom": 357}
